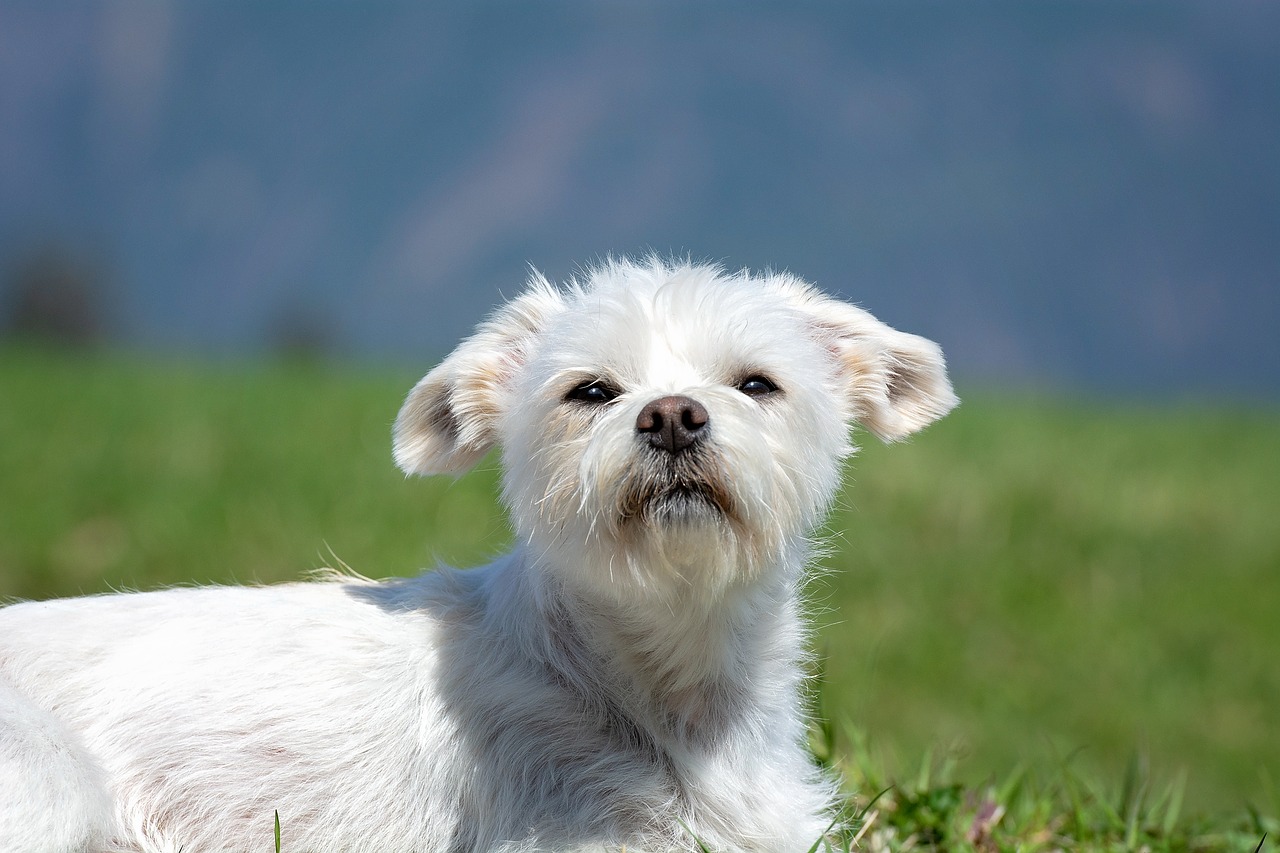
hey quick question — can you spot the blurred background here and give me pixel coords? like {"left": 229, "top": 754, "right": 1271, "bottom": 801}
{"left": 3, "top": 1, "right": 1278, "bottom": 396}
{"left": 1, "top": 0, "right": 1277, "bottom": 822}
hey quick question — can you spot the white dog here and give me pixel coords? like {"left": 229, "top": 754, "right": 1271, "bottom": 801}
{"left": 0, "top": 259, "right": 956, "bottom": 853}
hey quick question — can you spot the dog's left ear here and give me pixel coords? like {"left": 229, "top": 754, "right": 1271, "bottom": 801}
{"left": 784, "top": 282, "right": 959, "bottom": 442}
{"left": 394, "top": 280, "right": 565, "bottom": 476}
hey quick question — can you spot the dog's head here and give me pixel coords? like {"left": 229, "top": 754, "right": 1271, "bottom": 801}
{"left": 394, "top": 259, "right": 957, "bottom": 602}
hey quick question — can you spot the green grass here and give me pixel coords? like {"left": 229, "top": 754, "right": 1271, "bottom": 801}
{"left": 819, "top": 394, "right": 1280, "bottom": 820}
{"left": 2, "top": 345, "right": 1277, "bottom": 850}
{"left": 812, "top": 696, "right": 1275, "bottom": 852}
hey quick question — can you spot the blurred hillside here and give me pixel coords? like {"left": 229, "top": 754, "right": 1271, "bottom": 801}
{"left": 1, "top": 2, "right": 1277, "bottom": 396}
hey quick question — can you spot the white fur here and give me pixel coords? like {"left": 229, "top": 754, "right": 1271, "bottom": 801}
{"left": 0, "top": 258, "right": 956, "bottom": 853}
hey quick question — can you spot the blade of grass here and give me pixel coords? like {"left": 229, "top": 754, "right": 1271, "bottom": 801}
{"left": 915, "top": 745, "right": 934, "bottom": 792}
{"left": 1121, "top": 752, "right": 1150, "bottom": 849}
{"left": 849, "top": 809, "right": 879, "bottom": 849}
{"left": 1160, "top": 768, "right": 1187, "bottom": 838}
{"left": 677, "top": 819, "right": 714, "bottom": 853}
{"left": 805, "top": 816, "right": 841, "bottom": 853}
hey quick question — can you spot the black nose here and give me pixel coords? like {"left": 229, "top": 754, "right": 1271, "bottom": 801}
{"left": 635, "top": 395, "right": 709, "bottom": 454}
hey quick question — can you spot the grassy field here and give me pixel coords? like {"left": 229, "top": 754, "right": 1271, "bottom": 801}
{"left": 1, "top": 345, "right": 1277, "bottom": 850}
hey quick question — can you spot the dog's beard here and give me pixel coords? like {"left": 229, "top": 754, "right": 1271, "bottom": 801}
{"left": 594, "top": 446, "right": 776, "bottom": 597}
{"left": 512, "top": 430, "right": 798, "bottom": 600}
{"left": 614, "top": 447, "right": 736, "bottom": 531}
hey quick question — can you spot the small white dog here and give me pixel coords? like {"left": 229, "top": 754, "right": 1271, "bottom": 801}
{"left": 0, "top": 259, "right": 956, "bottom": 853}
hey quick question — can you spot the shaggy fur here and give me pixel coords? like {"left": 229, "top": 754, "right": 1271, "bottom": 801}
{"left": 0, "top": 258, "right": 957, "bottom": 853}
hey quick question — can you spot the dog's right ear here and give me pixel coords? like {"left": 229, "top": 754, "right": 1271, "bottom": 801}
{"left": 393, "top": 280, "right": 565, "bottom": 476}
{"left": 775, "top": 277, "right": 958, "bottom": 442}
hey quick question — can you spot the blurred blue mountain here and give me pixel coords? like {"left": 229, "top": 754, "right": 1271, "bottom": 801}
{"left": 1, "top": 2, "right": 1277, "bottom": 397}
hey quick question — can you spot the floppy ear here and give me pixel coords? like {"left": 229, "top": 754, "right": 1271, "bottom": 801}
{"left": 393, "top": 280, "right": 565, "bottom": 476}
{"left": 785, "top": 282, "right": 958, "bottom": 442}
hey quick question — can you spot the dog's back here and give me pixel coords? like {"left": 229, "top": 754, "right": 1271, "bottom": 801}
{"left": 2, "top": 581, "right": 458, "bottom": 851}
{"left": 1, "top": 568, "right": 721, "bottom": 852}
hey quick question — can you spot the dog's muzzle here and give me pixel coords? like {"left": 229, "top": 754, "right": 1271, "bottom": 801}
{"left": 618, "top": 395, "right": 734, "bottom": 526}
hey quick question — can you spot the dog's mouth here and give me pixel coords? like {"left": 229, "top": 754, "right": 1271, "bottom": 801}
{"left": 648, "top": 483, "right": 725, "bottom": 524}
{"left": 615, "top": 450, "right": 735, "bottom": 528}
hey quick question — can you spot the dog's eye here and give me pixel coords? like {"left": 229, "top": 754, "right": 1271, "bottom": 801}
{"left": 566, "top": 380, "right": 620, "bottom": 405}
{"left": 737, "top": 375, "right": 778, "bottom": 398}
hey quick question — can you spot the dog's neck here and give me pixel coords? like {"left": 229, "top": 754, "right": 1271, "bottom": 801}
{"left": 493, "top": 543, "right": 813, "bottom": 745}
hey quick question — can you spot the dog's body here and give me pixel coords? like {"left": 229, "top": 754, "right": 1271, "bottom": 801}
{"left": 0, "top": 259, "right": 956, "bottom": 853}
